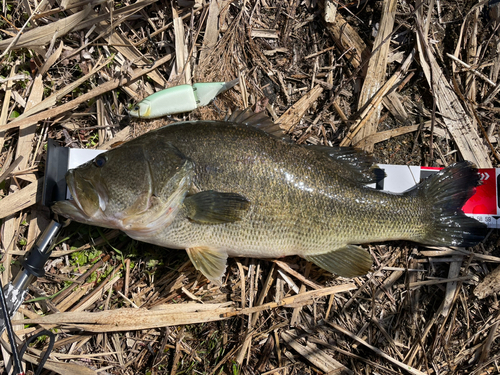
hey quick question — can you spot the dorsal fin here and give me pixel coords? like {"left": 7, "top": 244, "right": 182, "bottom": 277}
{"left": 226, "top": 108, "right": 288, "bottom": 139}
{"left": 306, "top": 145, "right": 384, "bottom": 184}
{"left": 224, "top": 109, "right": 383, "bottom": 184}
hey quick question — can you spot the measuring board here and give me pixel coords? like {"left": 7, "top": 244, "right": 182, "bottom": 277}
{"left": 373, "top": 165, "right": 498, "bottom": 229}
{"left": 43, "top": 141, "right": 499, "bottom": 229}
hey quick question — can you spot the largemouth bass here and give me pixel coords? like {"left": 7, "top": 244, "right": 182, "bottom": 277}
{"left": 52, "top": 110, "right": 487, "bottom": 284}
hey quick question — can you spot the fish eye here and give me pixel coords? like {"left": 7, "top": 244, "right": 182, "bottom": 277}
{"left": 133, "top": 105, "right": 140, "bottom": 111}
{"left": 94, "top": 155, "right": 107, "bottom": 168}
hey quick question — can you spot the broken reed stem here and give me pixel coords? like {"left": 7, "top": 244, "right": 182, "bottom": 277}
{"left": 222, "top": 284, "right": 356, "bottom": 318}
{"left": 450, "top": 75, "right": 500, "bottom": 163}
{"left": 1, "top": 54, "right": 173, "bottom": 132}
{"left": 340, "top": 51, "right": 414, "bottom": 146}
{"left": 447, "top": 53, "right": 497, "bottom": 87}
{"left": 327, "top": 322, "right": 427, "bottom": 375}
{"left": 0, "top": 0, "right": 48, "bottom": 57}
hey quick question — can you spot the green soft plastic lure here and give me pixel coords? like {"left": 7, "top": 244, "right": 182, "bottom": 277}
{"left": 129, "top": 79, "right": 239, "bottom": 119}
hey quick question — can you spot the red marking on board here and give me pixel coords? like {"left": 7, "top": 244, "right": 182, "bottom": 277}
{"left": 462, "top": 169, "right": 496, "bottom": 215}
{"left": 420, "top": 166, "right": 496, "bottom": 214}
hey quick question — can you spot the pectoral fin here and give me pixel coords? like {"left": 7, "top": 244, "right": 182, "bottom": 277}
{"left": 186, "top": 247, "right": 228, "bottom": 285}
{"left": 184, "top": 190, "right": 250, "bottom": 224}
{"left": 305, "top": 245, "right": 372, "bottom": 277}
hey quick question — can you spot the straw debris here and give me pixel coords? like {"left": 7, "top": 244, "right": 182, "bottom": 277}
{"left": 1, "top": 0, "right": 500, "bottom": 374}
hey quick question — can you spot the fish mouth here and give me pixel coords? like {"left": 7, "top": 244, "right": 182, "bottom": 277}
{"left": 52, "top": 170, "right": 100, "bottom": 222}
{"left": 66, "top": 170, "right": 86, "bottom": 214}
{"left": 51, "top": 199, "right": 87, "bottom": 223}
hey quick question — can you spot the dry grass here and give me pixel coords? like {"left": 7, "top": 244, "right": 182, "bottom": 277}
{"left": 1, "top": 0, "right": 500, "bottom": 374}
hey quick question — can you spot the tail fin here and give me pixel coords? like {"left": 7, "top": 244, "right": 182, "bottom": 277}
{"left": 408, "top": 161, "right": 487, "bottom": 247}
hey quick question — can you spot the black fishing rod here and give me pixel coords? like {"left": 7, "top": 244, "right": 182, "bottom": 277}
{"left": 0, "top": 220, "right": 61, "bottom": 375}
{"left": 0, "top": 277, "right": 24, "bottom": 375}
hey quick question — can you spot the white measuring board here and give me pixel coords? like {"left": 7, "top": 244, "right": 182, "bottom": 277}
{"left": 372, "top": 164, "right": 499, "bottom": 229}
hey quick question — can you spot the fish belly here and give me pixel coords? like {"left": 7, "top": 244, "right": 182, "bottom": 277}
{"left": 139, "top": 186, "right": 424, "bottom": 259}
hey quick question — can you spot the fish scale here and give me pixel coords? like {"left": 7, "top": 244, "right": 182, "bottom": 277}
{"left": 52, "top": 111, "right": 487, "bottom": 284}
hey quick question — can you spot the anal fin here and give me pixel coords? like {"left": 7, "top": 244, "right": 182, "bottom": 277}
{"left": 186, "top": 247, "right": 228, "bottom": 285}
{"left": 305, "top": 245, "right": 372, "bottom": 278}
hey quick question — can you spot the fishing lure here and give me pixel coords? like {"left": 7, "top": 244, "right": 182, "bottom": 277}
{"left": 129, "top": 79, "right": 239, "bottom": 118}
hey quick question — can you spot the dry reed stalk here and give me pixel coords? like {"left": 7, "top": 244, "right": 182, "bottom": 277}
{"left": 276, "top": 86, "right": 323, "bottom": 132}
{"left": 415, "top": 6, "right": 491, "bottom": 168}
{"left": 351, "top": 0, "right": 397, "bottom": 150}
{"left": 327, "top": 322, "right": 428, "bottom": 375}
{"left": 0, "top": 5, "right": 92, "bottom": 54}
{"left": 1, "top": 54, "right": 173, "bottom": 132}
{"left": 199, "top": 0, "right": 220, "bottom": 64}
{"left": 323, "top": 9, "right": 369, "bottom": 69}
{"left": 281, "top": 330, "right": 352, "bottom": 374}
